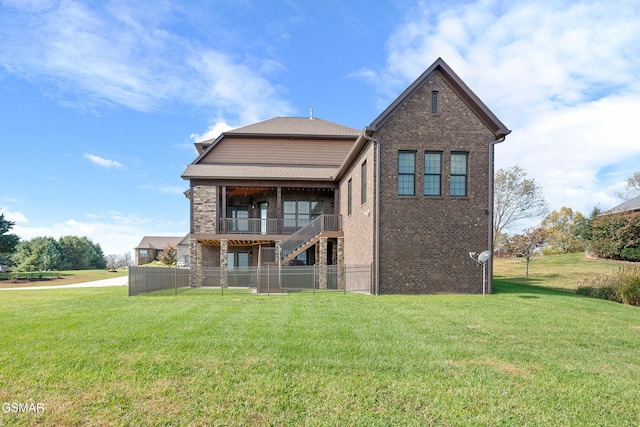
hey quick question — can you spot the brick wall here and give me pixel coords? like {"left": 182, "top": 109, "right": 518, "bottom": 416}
{"left": 376, "top": 72, "right": 494, "bottom": 294}
{"left": 339, "top": 141, "right": 376, "bottom": 267}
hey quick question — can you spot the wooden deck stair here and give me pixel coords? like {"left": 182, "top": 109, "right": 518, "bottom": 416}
{"left": 280, "top": 234, "right": 321, "bottom": 266}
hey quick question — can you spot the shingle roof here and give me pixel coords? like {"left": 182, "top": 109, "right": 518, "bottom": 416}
{"left": 604, "top": 195, "right": 640, "bottom": 214}
{"left": 226, "top": 117, "right": 361, "bottom": 137}
{"left": 182, "top": 164, "right": 337, "bottom": 181}
{"left": 135, "top": 236, "right": 186, "bottom": 250}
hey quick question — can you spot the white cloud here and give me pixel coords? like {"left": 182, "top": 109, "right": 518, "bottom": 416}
{"left": 366, "top": 0, "right": 640, "bottom": 220}
{"left": 84, "top": 153, "right": 123, "bottom": 169}
{"left": 190, "top": 121, "right": 235, "bottom": 143}
{"left": 139, "top": 185, "right": 188, "bottom": 195}
{"left": 0, "top": 208, "right": 29, "bottom": 224}
{"left": 0, "top": 1, "right": 293, "bottom": 122}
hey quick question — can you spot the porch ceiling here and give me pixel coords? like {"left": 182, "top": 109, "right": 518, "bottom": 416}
{"left": 200, "top": 239, "right": 273, "bottom": 247}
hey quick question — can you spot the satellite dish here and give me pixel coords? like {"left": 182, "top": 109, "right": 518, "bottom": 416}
{"left": 477, "top": 250, "right": 491, "bottom": 264}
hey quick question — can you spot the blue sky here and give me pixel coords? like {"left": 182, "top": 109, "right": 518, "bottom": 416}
{"left": 1, "top": 0, "right": 640, "bottom": 256}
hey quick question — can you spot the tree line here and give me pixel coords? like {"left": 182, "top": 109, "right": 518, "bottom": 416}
{"left": 0, "top": 214, "right": 130, "bottom": 272}
{"left": 494, "top": 165, "right": 640, "bottom": 275}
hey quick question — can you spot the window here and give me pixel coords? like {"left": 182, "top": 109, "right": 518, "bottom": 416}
{"left": 424, "top": 151, "right": 442, "bottom": 196}
{"left": 450, "top": 152, "right": 468, "bottom": 197}
{"left": 398, "top": 151, "right": 416, "bottom": 195}
{"left": 227, "top": 206, "right": 249, "bottom": 231}
{"left": 284, "top": 201, "right": 323, "bottom": 230}
{"left": 139, "top": 249, "right": 148, "bottom": 257}
{"left": 361, "top": 160, "right": 367, "bottom": 204}
{"left": 431, "top": 91, "right": 438, "bottom": 114}
{"left": 347, "top": 179, "right": 353, "bottom": 216}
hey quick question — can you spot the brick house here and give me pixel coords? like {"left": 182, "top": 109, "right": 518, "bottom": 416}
{"left": 182, "top": 58, "right": 509, "bottom": 294}
{"left": 134, "top": 235, "right": 189, "bottom": 266}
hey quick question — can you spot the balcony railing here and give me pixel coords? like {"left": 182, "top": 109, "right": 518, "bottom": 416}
{"left": 218, "top": 215, "right": 342, "bottom": 237}
{"left": 218, "top": 218, "right": 279, "bottom": 234}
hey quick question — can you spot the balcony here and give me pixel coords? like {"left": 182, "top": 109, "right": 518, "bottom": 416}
{"left": 218, "top": 215, "right": 342, "bottom": 236}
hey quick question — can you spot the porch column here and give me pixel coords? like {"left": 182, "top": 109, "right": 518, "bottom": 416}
{"left": 220, "top": 239, "right": 228, "bottom": 288}
{"left": 276, "top": 186, "right": 282, "bottom": 234}
{"left": 190, "top": 239, "right": 203, "bottom": 287}
{"left": 319, "top": 237, "right": 328, "bottom": 289}
{"left": 221, "top": 186, "right": 227, "bottom": 233}
{"left": 337, "top": 237, "right": 345, "bottom": 291}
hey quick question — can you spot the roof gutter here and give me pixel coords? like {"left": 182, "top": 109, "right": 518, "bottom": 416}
{"left": 487, "top": 131, "right": 510, "bottom": 293}
{"left": 363, "top": 129, "right": 380, "bottom": 295}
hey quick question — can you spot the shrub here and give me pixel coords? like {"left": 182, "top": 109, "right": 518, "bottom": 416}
{"left": 620, "top": 247, "right": 640, "bottom": 262}
{"left": 577, "top": 266, "right": 640, "bottom": 305}
{"left": 619, "top": 275, "right": 640, "bottom": 306}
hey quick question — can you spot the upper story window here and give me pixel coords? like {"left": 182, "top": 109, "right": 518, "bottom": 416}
{"left": 361, "top": 160, "right": 367, "bottom": 204}
{"left": 450, "top": 152, "right": 468, "bottom": 197}
{"left": 431, "top": 91, "right": 438, "bottom": 114}
{"left": 424, "top": 151, "right": 442, "bottom": 196}
{"left": 398, "top": 151, "right": 416, "bottom": 196}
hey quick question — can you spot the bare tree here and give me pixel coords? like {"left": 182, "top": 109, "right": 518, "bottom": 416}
{"left": 616, "top": 171, "right": 640, "bottom": 200}
{"left": 493, "top": 165, "right": 549, "bottom": 247}
{"left": 507, "top": 227, "right": 547, "bottom": 277}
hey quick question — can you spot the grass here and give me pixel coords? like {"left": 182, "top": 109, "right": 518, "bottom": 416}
{"left": 1, "top": 271, "right": 639, "bottom": 426}
{"left": 493, "top": 252, "right": 633, "bottom": 290}
{"left": 0, "top": 269, "right": 128, "bottom": 288}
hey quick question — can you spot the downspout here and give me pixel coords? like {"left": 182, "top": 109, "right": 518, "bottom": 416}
{"left": 487, "top": 133, "right": 508, "bottom": 293}
{"left": 364, "top": 130, "right": 380, "bottom": 295}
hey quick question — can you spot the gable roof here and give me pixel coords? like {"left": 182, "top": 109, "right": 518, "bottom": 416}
{"left": 369, "top": 57, "right": 510, "bottom": 138}
{"left": 191, "top": 117, "right": 360, "bottom": 166}
{"left": 227, "top": 117, "right": 361, "bottom": 137}
{"left": 604, "top": 195, "right": 640, "bottom": 215}
{"left": 135, "top": 236, "right": 185, "bottom": 250}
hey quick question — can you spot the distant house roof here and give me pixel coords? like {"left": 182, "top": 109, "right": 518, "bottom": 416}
{"left": 604, "top": 195, "right": 640, "bottom": 215}
{"left": 369, "top": 57, "right": 510, "bottom": 138}
{"left": 134, "top": 236, "right": 186, "bottom": 250}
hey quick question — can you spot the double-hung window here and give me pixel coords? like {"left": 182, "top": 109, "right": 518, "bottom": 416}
{"left": 398, "top": 151, "right": 416, "bottom": 196}
{"left": 424, "top": 151, "right": 442, "bottom": 196}
{"left": 450, "top": 152, "right": 468, "bottom": 197}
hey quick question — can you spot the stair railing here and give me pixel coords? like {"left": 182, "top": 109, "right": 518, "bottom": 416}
{"left": 280, "top": 215, "right": 342, "bottom": 260}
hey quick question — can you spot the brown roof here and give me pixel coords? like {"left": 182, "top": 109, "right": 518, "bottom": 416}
{"left": 182, "top": 164, "right": 338, "bottom": 181}
{"left": 226, "top": 117, "right": 361, "bottom": 137}
{"left": 135, "top": 236, "right": 185, "bottom": 250}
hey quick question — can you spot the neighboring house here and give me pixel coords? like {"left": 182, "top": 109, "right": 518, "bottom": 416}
{"left": 134, "top": 235, "right": 189, "bottom": 266}
{"left": 603, "top": 195, "right": 640, "bottom": 216}
{"left": 181, "top": 58, "right": 510, "bottom": 294}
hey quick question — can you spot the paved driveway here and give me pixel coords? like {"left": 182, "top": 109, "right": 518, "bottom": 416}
{"left": 0, "top": 275, "right": 128, "bottom": 291}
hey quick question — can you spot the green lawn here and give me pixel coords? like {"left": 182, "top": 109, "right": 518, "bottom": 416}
{"left": 493, "top": 252, "right": 632, "bottom": 290}
{"left": 0, "top": 269, "right": 128, "bottom": 288}
{"left": 1, "top": 262, "right": 639, "bottom": 425}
